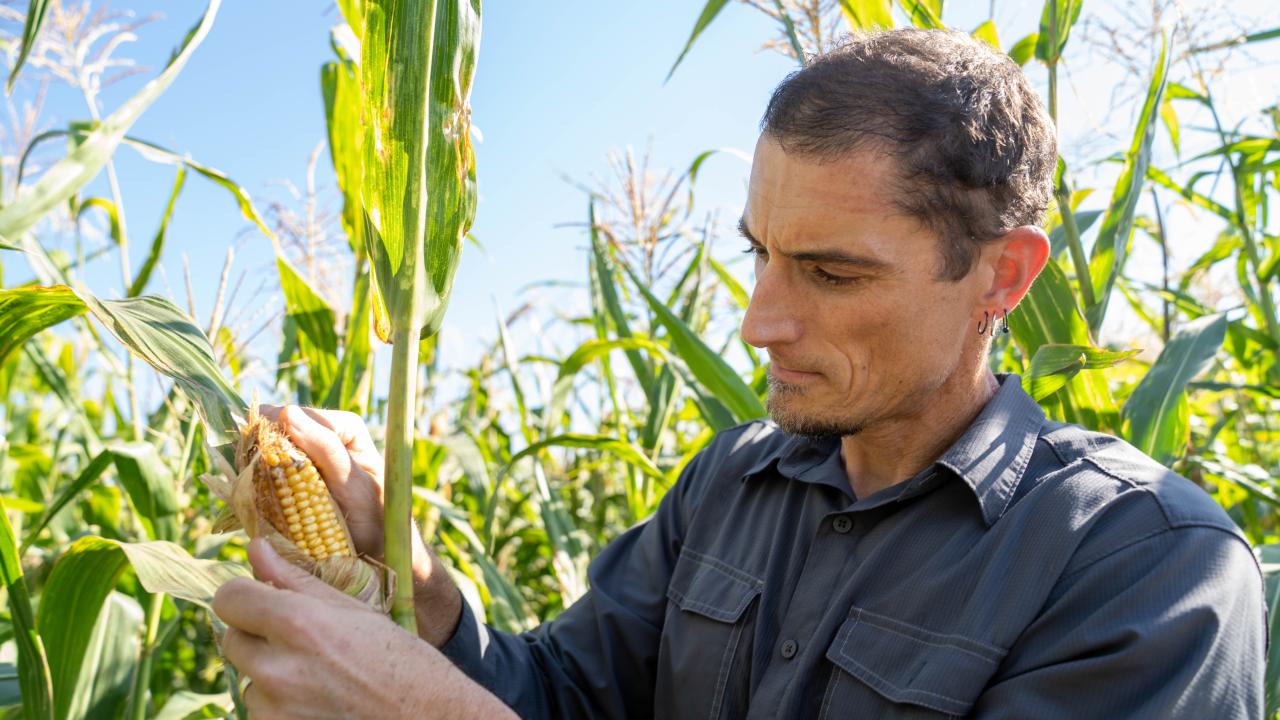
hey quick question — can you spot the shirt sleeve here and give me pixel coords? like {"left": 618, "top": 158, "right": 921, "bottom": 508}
{"left": 971, "top": 525, "right": 1266, "bottom": 719}
{"left": 439, "top": 453, "right": 701, "bottom": 719}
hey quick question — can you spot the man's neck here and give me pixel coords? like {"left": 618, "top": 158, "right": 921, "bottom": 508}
{"left": 841, "top": 369, "right": 1000, "bottom": 499}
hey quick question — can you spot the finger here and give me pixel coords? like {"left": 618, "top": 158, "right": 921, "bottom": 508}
{"left": 247, "top": 538, "right": 358, "bottom": 608}
{"left": 222, "top": 626, "right": 270, "bottom": 675}
{"left": 277, "top": 405, "right": 353, "bottom": 491}
{"left": 241, "top": 675, "right": 272, "bottom": 719}
{"left": 258, "top": 403, "right": 283, "bottom": 423}
{"left": 298, "top": 408, "right": 377, "bottom": 456}
{"left": 213, "top": 576, "right": 293, "bottom": 638}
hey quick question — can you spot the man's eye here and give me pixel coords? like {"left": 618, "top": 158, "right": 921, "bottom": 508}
{"left": 743, "top": 245, "right": 767, "bottom": 260}
{"left": 814, "top": 268, "right": 859, "bottom": 286}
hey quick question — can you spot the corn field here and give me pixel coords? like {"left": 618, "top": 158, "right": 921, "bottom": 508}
{"left": 0, "top": 0, "right": 1278, "bottom": 717}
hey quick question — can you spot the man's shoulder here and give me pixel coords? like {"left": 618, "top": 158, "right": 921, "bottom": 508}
{"left": 1031, "top": 419, "right": 1251, "bottom": 573}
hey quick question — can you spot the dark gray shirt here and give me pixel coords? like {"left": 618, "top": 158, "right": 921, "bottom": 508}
{"left": 441, "top": 372, "right": 1265, "bottom": 718}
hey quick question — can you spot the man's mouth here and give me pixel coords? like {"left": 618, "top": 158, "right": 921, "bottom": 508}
{"left": 768, "top": 361, "right": 821, "bottom": 384}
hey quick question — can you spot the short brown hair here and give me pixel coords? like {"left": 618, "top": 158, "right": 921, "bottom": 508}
{"left": 760, "top": 28, "right": 1057, "bottom": 282}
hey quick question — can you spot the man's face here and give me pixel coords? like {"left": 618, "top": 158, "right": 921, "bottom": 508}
{"left": 739, "top": 135, "right": 988, "bottom": 438}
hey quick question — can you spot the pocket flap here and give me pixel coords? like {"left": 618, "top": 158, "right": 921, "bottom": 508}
{"left": 826, "top": 606, "right": 1007, "bottom": 716}
{"left": 665, "top": 548, "right": 763, "bottom": 623}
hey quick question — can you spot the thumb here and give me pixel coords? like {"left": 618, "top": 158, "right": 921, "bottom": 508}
{"left": 247, "top": 537, "right": 335, "bottom": 596}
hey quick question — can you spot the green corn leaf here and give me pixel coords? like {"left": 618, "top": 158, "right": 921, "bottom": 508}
{"left": 1122, "top": 313, "right": 1227, "bottom": 466}
{"left": 113, "top": 540, "right": 248, "bottom": 609}
{"left": 543, "top": 337, "right": 666, "bottom": 437}
{"left": 1007, "top": 33, "right": 1039, "bottom": 66}
{"left": 0, "top": 0, "right": 220, "bottom": 245}
{"left": 1034, "top": 0, "right": 1083, "bottom": 65}
{"left": 20, "top": 450, "right": 113, "bottom": 553}
{"left": 0, "top": 286, "right": 88, "bottom": 367}
{"left": 122, "top": 137, "right": 273, "bottom": 240}
{"left": 1048, "top": 209, "right": 1102, "bottom": 259}
{"left": 322, "top": 56, "right": 364, "bottom": 256}
{"left": 109, "top": 442, "right": 181, "bottom": 544}
{"left": 153, "top": 691, "right": 234, "bottom": 720}
{"left": 1014, "top": 259, "right": 1119, "bottom": 431}
{"left": 275, "top": 258, "right": 339, "bottom": 400}
{"left": 666, "top": 0, "right": 730, "bottom": 82}
{"left": 622, "top": 263, "right": 765, "bottom": 423}
{"left": 1147, "top": 165, "right": 1233, "bottom": 222}
{"left": 1191, "top": 27, "right": 1280, "bottom": 54}
{"left": 130, "top": 166, "right": 186, "bottom": 297}
{"left": 506, "top": 434, "right": 665, "bottom": 483}
{"left": 76, "top": 197, "right": 124, "bottom": 248}
{"left": 323, "top": 263, "right": 376, "bottom": 414}
{"left": 15, "top": 130, "right": 271, "bottom": 243}
{"left": 1086, "top": 34, "right": 1168, "bottom": 336}
{"left": 36, "top": 537, "right": 134, "bottom": 720}
{"left": 589, "top": 201, "right": 656, "bottom": 396}
{"left": 361, "top": 0, "right": 481, "bottom": 339}
{"left": 709, "top": 257, "right": 750, "bottom": 310}
{"left": 897, "top": 0, "right": 944, "bottom": 29}
{"left": 772, "top": 0, "right": 806, "bottom": 62}
{"left": 838, "top": 0, "right": 893, "bottom": 30}
{"left": 972, "top": 20, "right": 1000, "bottom": 50}
{"left": 6, "top": 0, "right": 51, "bottom": 95}
{"left": 337, "top": 0, "right": 366, "bottom": 39}
{"left": 75, "top": 289, "right": 246, "bottom": 447}
{"left": 1024, "top": 343, "right": 1141, "bottom": 400}
{"left": 0, "top": 489, "right": 54, "bottom": 720}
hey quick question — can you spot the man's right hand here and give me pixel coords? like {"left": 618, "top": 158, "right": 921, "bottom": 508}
{"left": 260, "top": 404, "right": 464, "bottom": 648}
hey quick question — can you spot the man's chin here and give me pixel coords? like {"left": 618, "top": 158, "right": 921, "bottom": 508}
{"left": 766, "top": 394, "right": 864, "bottom": 440}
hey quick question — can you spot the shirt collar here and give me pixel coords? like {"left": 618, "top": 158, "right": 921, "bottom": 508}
{"left": 740, "top": 372, "right": 1045, "bottom": 526}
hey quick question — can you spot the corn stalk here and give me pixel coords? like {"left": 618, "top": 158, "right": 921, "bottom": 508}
{"left": 359, "top": 0, "right": 481, "bottom": 630}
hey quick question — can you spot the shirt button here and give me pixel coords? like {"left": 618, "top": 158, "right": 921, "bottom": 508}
{"left": 832, "top": 515, "right": 853, "bottom": 534}
{"left": 780, "top": 639, "right": 799, "bottom": 659}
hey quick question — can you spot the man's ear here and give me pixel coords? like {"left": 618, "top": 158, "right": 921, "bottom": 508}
{"left": 981, "top": 225, "right": 1050, "bottom": 309}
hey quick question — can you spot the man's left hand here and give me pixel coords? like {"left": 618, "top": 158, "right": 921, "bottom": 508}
{"left": 212, "top": 538, "right": 514, "bottom": 719}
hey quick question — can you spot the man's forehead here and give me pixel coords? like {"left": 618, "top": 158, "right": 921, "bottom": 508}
{"left": 747, "top": 136, "right": 904, "bottom": 221}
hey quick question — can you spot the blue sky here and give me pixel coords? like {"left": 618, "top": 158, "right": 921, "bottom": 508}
{"left": 7, "top": 0, "right": 1279, "bottom": 404}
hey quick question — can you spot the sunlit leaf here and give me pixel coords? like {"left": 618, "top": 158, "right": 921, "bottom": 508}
{"left": 622, "top": 264, "right": 765, "bottom": 424}
{"left": 0, "top": 286, "right": 88, "bottom": 367}
{"left": 1014, "top": 259, "right": 1119, "bottom": 431}
{"left": 0, "top": 491, "right": 53, "bottom": 720}
{"left": 666, "top": 0, "right": 730, "bottom": 82}
{"left": 361, "top": 0, "right": 481, "bottom": 339}
{"left": 75, "top": 289, "right": 246, "bottom": 447}
{"left": 838, "top": 0, "right": 893, "bottom": 30}
{"left": 154, "top": 691, "right": 234, "bottom": 720}
{"left": 1024, "top": 343, "right": 1141, "bottom": 400}
{"left": 1123, "top": 313, "right": 1227, "bottom": 466}
{"left": 275, "top": 258, "right": 339, "bottom": 400}
{"left": 507, "top": 434, "right": 664, "bottom": 482}
{"left": 897, "top": 0, "right": 944, "bottom": 29}
{"left": 0, "top": 0, "right": 221, "bottom": 244}
{"left": 1007, "top": 32, "right": 1038, "bottom": 65}
{"left": 109, "top": 442, "right": 181, "bottom": 543}
{"left": 1086, "top": 34, "right": 1168, "bottom": 335}
{"left": 1034, "top": 0, "right": 1083, "bottom": 65}
{"left": 971, "top": 20, "right": 1000, "bottom": 50}
{"left": 6, "top": 0, "right": 51, "bottom": 95}
{"left": 130, "top": 166, "right": 186, "bottom": 297}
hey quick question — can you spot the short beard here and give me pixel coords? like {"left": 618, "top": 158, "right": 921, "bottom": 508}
{"left": 766, "top": 377, "right": 865, "bottom": 441}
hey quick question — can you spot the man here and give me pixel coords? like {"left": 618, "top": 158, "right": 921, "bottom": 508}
{"left": 213, "top": 28, "right": 1266, "bottom": 718}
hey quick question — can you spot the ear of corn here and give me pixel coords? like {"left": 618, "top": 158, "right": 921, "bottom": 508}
{"left": 243, "top": 418, "right": 355, "bottom": 562}
{"left": 202, "top": 404, "right": 389, "bottom": 612}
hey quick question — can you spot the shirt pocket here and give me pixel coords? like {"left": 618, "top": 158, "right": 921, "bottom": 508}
{"left": 819, "top": 606, "right": 1007, "bottom": 719}
{"left": 657, "top": 547, "right": 763, "bottom": 720}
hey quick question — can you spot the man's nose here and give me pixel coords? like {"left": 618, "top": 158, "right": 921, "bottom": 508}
{"left": 741, "top": 266, "right": 802, "bottom": 348}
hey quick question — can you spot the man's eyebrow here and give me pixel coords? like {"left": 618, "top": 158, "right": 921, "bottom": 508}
{"left": 736, "top": 216, "right": 893, "bottom": 272}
